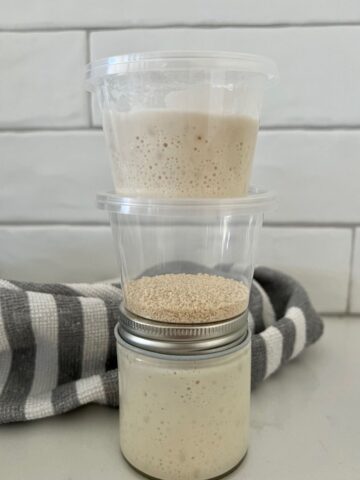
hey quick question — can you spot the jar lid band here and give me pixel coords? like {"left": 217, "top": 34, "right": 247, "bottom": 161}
{"left": 117, "top": 303, "right": 248, "bottom": 355}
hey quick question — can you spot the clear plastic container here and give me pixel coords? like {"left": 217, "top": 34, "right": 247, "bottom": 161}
{"left": 86, "top": 51, "right": 278, "bottom": 198}
{"left": 97, "top": 186, "right": 275, "bottom": 323}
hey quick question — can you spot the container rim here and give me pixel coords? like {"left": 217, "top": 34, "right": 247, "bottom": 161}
{"left": 97, "top": 186, "right": 276, "bottom": 215}
{"left": 85, "top": 50, "right": 278, "bottom": 90}
{"left": 115, "top": 322, "right": 251, "bottom": 359}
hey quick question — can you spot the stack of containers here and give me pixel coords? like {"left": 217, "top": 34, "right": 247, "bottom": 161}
{"left": 86, "top": 51, "right": 278, "bottom": 480}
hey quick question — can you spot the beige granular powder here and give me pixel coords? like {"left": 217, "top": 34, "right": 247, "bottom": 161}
{"left": 125, "top": 273, "right": 249, "bottom": 323}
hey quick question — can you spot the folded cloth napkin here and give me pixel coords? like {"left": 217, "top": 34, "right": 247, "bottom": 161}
{"left": 0, "top": 267, "right": 323, "bottom": 424}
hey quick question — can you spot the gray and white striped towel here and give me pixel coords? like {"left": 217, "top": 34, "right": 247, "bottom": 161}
{"left": 0, "top": 267, "right": 323, "bottom": 424}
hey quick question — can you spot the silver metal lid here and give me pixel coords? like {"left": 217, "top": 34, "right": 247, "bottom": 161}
{"left": 117, "top": 303, "right": 248, "bottom": 355}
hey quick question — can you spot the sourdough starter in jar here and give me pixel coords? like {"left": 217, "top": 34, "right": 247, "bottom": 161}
{"left": 104, "top": 110, "right": 258, "bottom": 198}
{"left": 117, "top": 336, "right": 251, "bottom": 480}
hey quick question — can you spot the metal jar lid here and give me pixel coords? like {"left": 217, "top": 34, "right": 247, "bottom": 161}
{"left": 117, "top": 302, "right": 248, "bottom": 355}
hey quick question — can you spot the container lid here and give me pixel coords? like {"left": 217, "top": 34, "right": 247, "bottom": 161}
{"left": 86, "top": 50, "right": 278, "bottom": 91}
{"left": 97, "top": 186, "right": 276, "bottom": 216}
{"left": 117, "top": 303, "right": 248, "bottom": 355}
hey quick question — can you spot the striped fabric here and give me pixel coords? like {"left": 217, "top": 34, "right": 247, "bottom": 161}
{"left": 0, "top": 267, "right": 323, "bottom": 424}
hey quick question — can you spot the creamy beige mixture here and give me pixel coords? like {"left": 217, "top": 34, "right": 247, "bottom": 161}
{"left": 124, "top": 273, "right": 249, "bottom": 323}
{"left": 118, "top": 339, "right": 250, "bottom": 480}
{"left": 104, "top": 110, "right": 258, "bottom": 198}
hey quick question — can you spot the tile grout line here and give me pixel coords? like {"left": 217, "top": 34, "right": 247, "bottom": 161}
{"left": 0, "top": 222, "right": 111, "bottom": 227}
{"left": 0, "top": 127, "right": 102, "bottom": 133}
{"left": 0, "top": 222, "right": 358, "bottom": 228}
{"left": 2, "top": 22, "right": 360, "bottom": 32}
{"left": 85, "top": 30, "right": 92, "bottom": 127}
{"left": 261, "top": 125, "right": 360, "bottom": 131}
{"left": 2, "top": 126, "right": 360, "bottom": 134}
{"left": 264, "top": 222, "right": 358, "bottom": 229}
{"left": 345, "top": 227, "right": 356, "bottom": 314}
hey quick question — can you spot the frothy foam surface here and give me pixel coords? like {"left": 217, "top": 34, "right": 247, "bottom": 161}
{"left": 104, "top": 110, "right": 258, "bottom": 198}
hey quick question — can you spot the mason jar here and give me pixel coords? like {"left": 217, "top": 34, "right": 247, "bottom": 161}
{"left": 116, "top": 304, "right": 251, "bottom": 480}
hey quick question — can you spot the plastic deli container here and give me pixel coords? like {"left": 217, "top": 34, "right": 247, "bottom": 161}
{"left": 87, "top": 51, "right": 278, "bottom": 198}
{"left": 97, "top": 187, "right": 275, "bottom": 324}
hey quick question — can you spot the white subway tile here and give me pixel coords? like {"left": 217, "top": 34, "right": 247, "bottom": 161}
{"left": 0, "top": 225, "right": 352, "bottom": 313}
{"left": 0, "top": 32, "right": 88, "bottom": 128}
{"left": 258, "top": 227, "right": 352, "bottom": 313}
{"left": 1, "top": 130, "right": 358, "bottom": 225}
{"left": 254, "top": 131, "right": 360, "bottom": 224}
{"left": 0, "top": 226, "right": 118, "bottom": 283}
{"left": 0, "top": 131, "right": 111, "bottom": 223}
{"left": 350, "top": 228, "right": 360, "bottom": 313}
{"left": 1, "top": 0, "right": 360, "bottom": 28}
{"left": 90, "top": 27, "right": 360, "bottom": 127}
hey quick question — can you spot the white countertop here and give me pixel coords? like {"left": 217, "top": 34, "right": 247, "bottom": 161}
{"left": 0, "top": 317, "right": 359, "bottom": 480}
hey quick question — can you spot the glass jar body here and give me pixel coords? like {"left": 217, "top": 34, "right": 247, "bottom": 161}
{"left": 117, "top": 333, "right": 251, "bottom": 480}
